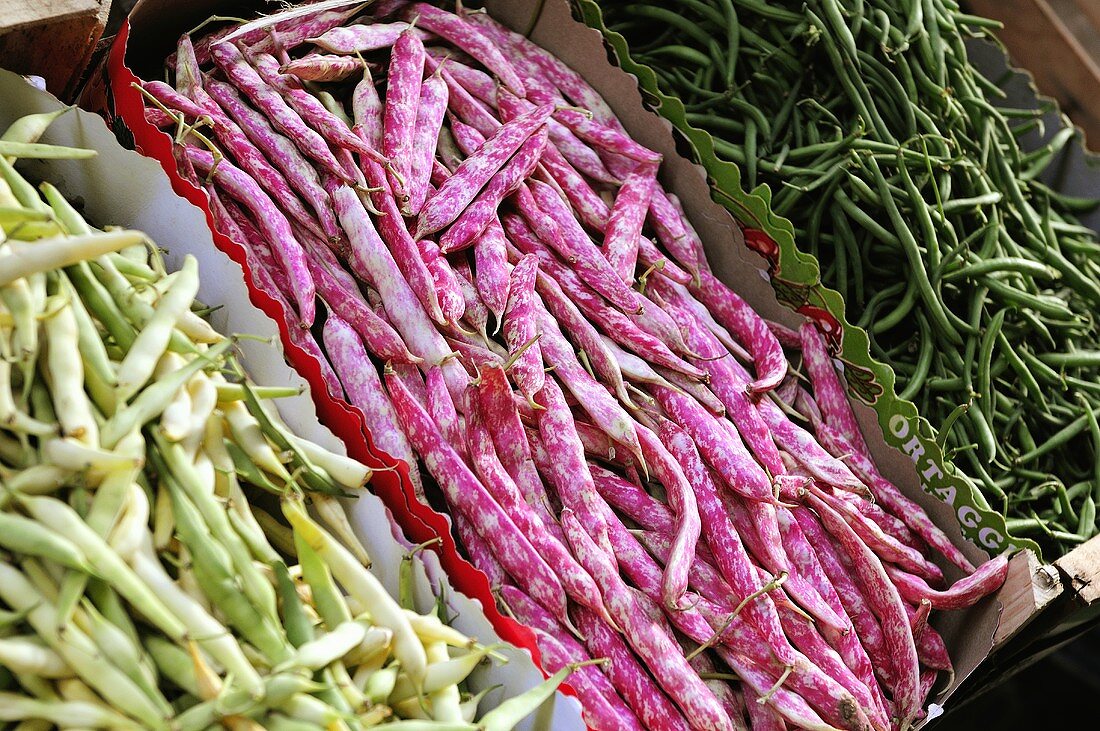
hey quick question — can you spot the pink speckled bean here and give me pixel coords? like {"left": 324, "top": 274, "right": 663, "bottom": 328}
{"left": 650, "top": 279, "right": 752, "bottom": 362}
{"left": 640, "top": 423, "right": 701, "bottom": 612}
{"left": 648, "top": 190, "right": 703, "bottom": 280}
{"left": 502, "top": 255, "right": 545, "bottom": 406}
{"left": 914, "top": 618, "right": 952, "bottom": 672}
{"left": 513, "top": 183, "right": 580, "bottom": 264}
{"left": 885, "top": 554, "right": 1007, "bottom": 611}
{"left": 805, "top": 493, "right": 920, "bottom": 728}
{"left": 406, "top": 4, "right": 525, "bottom": 95}
{"left": 659, "top": 419, "right": 797, "bottom": 666}
{"left": 160, "top": 68, "right": 329, "bottom": 244}
{"left": 416, "top": 234, "right": 466, "bottom": 325}
{"left": 473, "top": 366, "right": 560, "bottom": 536}
{"left": 631, "top": 289, "right": 694, "bottom": 357}
{"left": 468, "top": 13, "right": 622, "bottom": 130}
{"left": 607, "top": 521, "right": 848, "bottom": 731}
{"left": 439, "top": 128, "right": 547, "bottom": 253}
{"left": 533, "top": 629, "right": 644, "bottom": 731}
{"left": 224, "top": 5, "right": 359, "bottom": 54}
{"left": 188, "top": 148, "right": 316, "bottom": 327}
{"left": 660, "top": 307, "right": 783, "bottom": 472}
{"left": 655, "top": 366, "right": 725, "bottom": 416}
{"left": 604, "top": 163, "right": 657, "bottom": 283}
{"left": 454, "top": 512, "right": 506, "bottom": 590}
{"left": 352, "top": 66, "right": 384, "bottom": 150}
{"left": 432, "top": 59, "right": 500, "bottom": 137}
{"left": 574, "top": 607, "right": 692, "bottom": 731}
{"left": 183, "top": 6, "right": 357, "bottom": 66}
{"left": 406, "top": 70, "right": 450, "bottom": 215}
{"left": 425, "top": 365, "right": 465, "bottom": 461}
{"left": 416, "top": 104, "right": 553, "bottom": 239}
{"left": 357, "top": 161, "right": 448, "bottom": 325}
{"left": 501, "top": 587, "right": 642, "bottom": 730}
{"left": 214, "top": 193, "right": 293, "bottom": 304}
{"left": 533, "top": 378, "right": 617, "bottom": 555}
{"left": 527, "top": 263, "right": 630, "bottom": 405}
{"left": 320, "top": 314, "right": 423, "bottom": 499}
{"left": 536, "top": 312, "right": 645, "bottom": 470}
{"left": 449, "top": 257, "right": 490, "bottom": 337}
{"left": 910, "top": 598, "right": 932, "bottom": 642}
{"left": 427, "top": 51, "right": 497, "bottom": 103}
{"left": 526, "top": 179, "right": 643, "bottom": 315}
{"left": 329, "top": 183, "right": 461, "bottom": 397}
{"left": 746, "top": 695, "right": 787, "bottom": 731}
{"left": 505, "top": 215, "right": 705, "bottom": 379}
{"left": 691, "top": 270, "right": 787, "bottom": 393}
{"left": 280, "top": 54, "right": 364, "bottom": 82}
{"left": 473, "top": 219, "right": 510, "bottom": 327}
{"left": 309, "top": 22, "right": 420, "bottom": 54}
{"left": 799, "top": 322, "right": 871, "bottom": 459}
{"left": 562, "top": 512, "right": 733, "bottom": 731}
{"left": 776, "top": 603, "right": 889, "bottom": 731}
{"left": 649, "top": 385, "right": 772, "bottom": 502}
{"left": 815, "top": 423, "right": 976, "bottom": 574}
{"left": 536, "top": 143, "right": 612, "bottom": 232}
{"left": 205, "top": 78, "right": 340, "bottom": 241}
{"left": 756, "top": 395, "right": 868, "bottom": 496}
{"left": 667, "top": 194, "right": 711, "bottom": 276}
{"left": 809, "top": 483, "right": 944, "bottom": 584}
{"left": 384, "top": 28, "right": 427, "bottom": 209}
{"left": 465, "top": 398, "right": 610, "bottom": 626}
{"left": 307, "top": 255, "right": 419, "bottom": 365}
{"left": 543, "top": 108, "right": 661, "bottom": 165}
{"left": 210, "top": 42, "right": 353, "bottom": 183}
{"left": 386, "top": 370, "right": 569, "bottom": 624}
{"left": 775, "top": 508, "right": 884, "bottom": 716}
{"left": 495, "top": 85, "right": 618, "bottom": 186}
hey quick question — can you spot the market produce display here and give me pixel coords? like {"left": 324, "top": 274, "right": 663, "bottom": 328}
{"left": 0, "top": 110, "right": 571, "bottom": 729}
{"left": 129, "top": 2, "right": 1014, "bottom": 729}
{"left": 598, "top": 0, "right": 1100, "bottom": 555}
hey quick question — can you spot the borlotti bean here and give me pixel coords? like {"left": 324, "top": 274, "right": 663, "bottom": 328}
{"left": 138, "top": 3, "right": 1010, "bottom": 730}
{"left": 0, "top": 113, "right": 574, "bottom": 728}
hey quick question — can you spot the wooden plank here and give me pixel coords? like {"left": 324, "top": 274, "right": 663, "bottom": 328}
{"left": 0, "top": 0, "right": 110, "bottom": 101}
{"left": 1072, "top": 0, "right": 1100, "bottom": 33}
{"left": 1055, "top": 533, "right": 1100, "bottom": 604}
{"left": 992, "top": 550, "right": 1063, "bottom": 649}
{"left": 0, "top": 0, "right": 100, "bottom": 33}
{"left": 969, "top": 0, "right": 1100, "bottom": 147}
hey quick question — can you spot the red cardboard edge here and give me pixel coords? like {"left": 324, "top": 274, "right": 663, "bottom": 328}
{"left": 106, "top": 18, "right": 559, "bottom": 697}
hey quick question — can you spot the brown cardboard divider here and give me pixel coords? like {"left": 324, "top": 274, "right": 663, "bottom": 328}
{"left": 98, "top": 0, "right": 1065, "bottom": 721}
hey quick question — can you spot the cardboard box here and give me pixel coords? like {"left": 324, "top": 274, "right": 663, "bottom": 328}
{"left": 0, "top": 0, "right": 111, "bottom": 100}
{"left": 90, "top": 0, "right": 1066, "bottom": 722}
{"left": 0, "top": 67, "right": 585, "bottom": 730}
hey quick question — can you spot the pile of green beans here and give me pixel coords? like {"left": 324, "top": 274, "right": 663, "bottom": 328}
{"left": 0, "top": 111, "right": 571, "bottom": 729}
{"left": 602, "top": 0, "right": 1100, "bottom": 555}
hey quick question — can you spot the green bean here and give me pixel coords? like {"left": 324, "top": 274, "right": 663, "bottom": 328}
{"left": 0, "top": 563, "right": 167, "bottom": 728}
{"left": 604, "top": 0, "right": 1100, "bottom": 549}
{"left": 166, "top": 477, "right": 292, "bottom": 664}
{"left": 0, "top": 512, "right": 90, "bottom": 571}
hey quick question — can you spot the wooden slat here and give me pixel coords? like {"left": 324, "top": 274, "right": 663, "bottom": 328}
{"left": 1055, "top": 533, "right": 1100, "bottom": 604}
{"left": 992, "top": 550, "right": 1063, "bottom": 648}
{"left": 969, "top": 0, "right": 1100, "bottom": 147}
{"left": 0, "top": 0, "right": 110, "bottom": 101}
{"left": 0, "top": 0, "right": 100, "bottom": 34}
{"left": 1072, "top": 0, "right": 1100, "bottom": 33}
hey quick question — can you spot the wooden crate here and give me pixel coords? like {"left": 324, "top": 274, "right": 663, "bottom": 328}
{"left": 968, "top": 0, "right": 1100, "bottom": 148}
{"left": 0, "top": 0, "right": 112, "bottom": 101}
